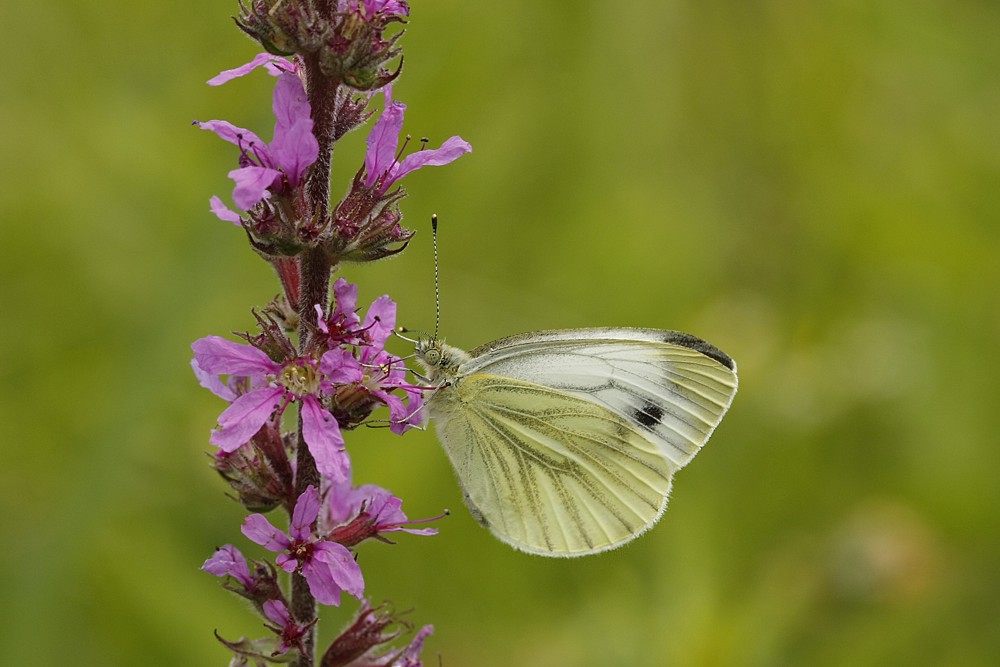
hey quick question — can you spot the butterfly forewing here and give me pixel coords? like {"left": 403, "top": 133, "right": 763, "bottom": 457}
{"left": 432, "top": 374, "right": 675, "bottom": 556}
{"left": 464, "top": 329, "right": 738, "bottom": 468}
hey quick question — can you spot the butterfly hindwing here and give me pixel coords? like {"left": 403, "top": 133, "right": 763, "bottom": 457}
{"left": 431, "top": 373, "right": 675, "bottom": 556}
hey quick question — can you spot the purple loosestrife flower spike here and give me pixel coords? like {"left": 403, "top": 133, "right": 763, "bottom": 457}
{"left": 364, "top": 87, "right": 471, "bottom": 196}
{"left": 243, "top": 487, "right": 365, "bottom": 607}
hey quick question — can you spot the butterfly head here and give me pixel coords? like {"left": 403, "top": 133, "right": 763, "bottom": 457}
{"left": 414, "top": 336, "right": 470, "bottom": 384}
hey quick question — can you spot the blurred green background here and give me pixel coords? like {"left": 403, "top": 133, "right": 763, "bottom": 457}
{"left": 3, "top": 1, "right": 999, "bottom": 665}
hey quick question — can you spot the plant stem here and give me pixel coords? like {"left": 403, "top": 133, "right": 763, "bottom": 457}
{"left": 290, "top": 51, "right": 342, "bottom": 667}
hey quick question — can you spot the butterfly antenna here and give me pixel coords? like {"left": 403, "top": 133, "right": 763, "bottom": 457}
{"left": 432, "top": 213, "right": 441, "bottom": 341}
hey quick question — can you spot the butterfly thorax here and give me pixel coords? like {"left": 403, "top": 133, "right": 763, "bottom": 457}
{"left": 414, "top": 338, "right": 472, "bottom": 386}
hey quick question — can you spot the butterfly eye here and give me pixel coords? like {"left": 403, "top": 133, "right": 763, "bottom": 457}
{"left": 423, "top": 347, "right": 442, "bottom": 367}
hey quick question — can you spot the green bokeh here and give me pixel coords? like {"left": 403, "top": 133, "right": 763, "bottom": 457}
{"left": 3, "top": 1, "right": 999, "bottom": 665}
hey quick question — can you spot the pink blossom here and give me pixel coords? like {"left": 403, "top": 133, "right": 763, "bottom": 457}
{"left": 317, "top": 286, "right": 423, "bottom": 435}
{"left": 315, "top": 280, "right": 423, "bottom": 433}
{"left": 394, "top": 625, "right": 434, "bottom": 667}
{"left": 315, "top": 278, "right": 365, "bottom": 346}
{"left": 191, "top": 335, "right": 350, "bottom": 482}
{"left": 202, "top": 545, "right": 255, "bottom": 589}
{"left": 356, "top": 296, "right": 424, "bottom": 434}
{"left": 324, "top": 473, "right": 440, "bottom": 543}
{"left": 243, "top": 487, "right": 365, "bottom": 607}
{"left": 197, "top": 71, "right": 319, "bottom": 215}
{"left": 262, "top": 599, "right": 309, "bottom": 655}
{"left": 363, "top": 87, "right": 471, "bottom": 195}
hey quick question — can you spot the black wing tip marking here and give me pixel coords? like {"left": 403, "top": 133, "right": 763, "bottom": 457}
{"left": 663, "top": 331, "right": 735, "bottom": 370}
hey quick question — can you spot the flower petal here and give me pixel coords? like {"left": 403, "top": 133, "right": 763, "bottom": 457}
{"left": 270, "top": 73, "right": 318, "bottom": 186}
{"left": 262, "top": 599, "right": 292, "bottom": 627}
{"left": 320, "top": 348, "right": 364, "bottom": 384}
{"left": 315, "top": 304, "right": 329, "bottom": 334}
{"left": 289, "top": 486, "right": 321, "bottom": 541}
{"left": 301, "top": 396, "right": 349, "bottom": 483}
{"left": 362, "top": 295, "right": 396, "bottom": 349}
{"left": 314, "top": 541, "right": 365, "bottom": 598}
{"left": 330, "top": 278, "right": 361, "bottom": 329}
{"left": 209, "top": 195, "right": 242, "bottom": 225}
{"left": 242, "top": 513, "right": 291, "bottom": 552}
{"left": 192, "top": 336, "right": 281, "bottom": 375}
{"left": 401, "top": 625, "right": 435, "bottom": 664}
{"left": 272, "top": 72, "right": 311, "bottom": 133}
{"left": 390, "top": 389, "right": 424, "bottom": 435}
{"left": 364, "top": 92, "right": 404, "bottom": 188}
{"left": 276, "top": 553, "right": 298, "bottom": 573}
{"left": 395, "top": 135, "right": 473, "bottom": 181}
{"left": 270, "top": 118, "right": 319, "bottom": 188}
{"left": 302, "top": 541, "right": 365, "bottom": 605}
{"left": 210, "top": 386, "right": 285, "bottom": 452}
{"left": 229, "top": 165, "right": 282, "bottom": 210}
{"left": 301, "top": 557, "right": 342, "bottom": 606}
{"left": 195, "top": 120, "right": 266, "bottom": 153}
{"left": 322, "top": 475, "right": 358, "bottom": 527}
{"left": 190, "top": 357, "right": 237, "bottom": 401}
{"left": 208, "top": 53, "right": 296, "bottom": 86}
{"left": 366, "top": 0, "right": 410, "bottom": 15}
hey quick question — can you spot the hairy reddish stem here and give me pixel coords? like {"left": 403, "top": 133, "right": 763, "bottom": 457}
{"left": 290, "top": 51, "right": 343, "bottom": 667}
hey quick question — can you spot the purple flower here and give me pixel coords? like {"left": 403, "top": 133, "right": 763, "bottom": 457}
{"left": 197, "top": 71, "right": 319, "bottom": 218}
{"left": 392, "top": 625, "right": 434, "bottom": 667}
{"left": 322, "top": 473, "right": 440, "bottom": 546}
{"left": 315, "top": 281, "right": 424, "bottom": 433}
{"left": 191, "top": 335, "right": 351, "bottom": 482}
{"left": 263, "top": 599, "right": 309, "bottom": 655}
{"left": 355, "top": 297, "right": 424, "bottom": 434}
{"left": 363, "top": 87, "right": 471, "bottom": 195}
{"left": 202, "top": 545, "right": 255, "bottom": 589}
{"left": 243, "top": 487, "right": 365, "bottom": 607}
{"left": 202, "top": 545, "right": 285, "bottom": 604}
{"left": 315, "top": 278, "right": 365, "bottom": 346}
{"left": 322, "top": 602, "right": 433, "bottom": 667}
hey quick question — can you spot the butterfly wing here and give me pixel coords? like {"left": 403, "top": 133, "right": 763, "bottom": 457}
{"left": 429, "top": 328, "right": 737, "bottom": 556}
{"left": 430, "top": 374, "right": 676, "bottom": 556}
{"left": 465, "top": 328, "right": 738, "bottom": 469}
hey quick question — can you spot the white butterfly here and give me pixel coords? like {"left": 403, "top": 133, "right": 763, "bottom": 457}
{"left": 414, "top": 327, "right": 738, "bottom": 557}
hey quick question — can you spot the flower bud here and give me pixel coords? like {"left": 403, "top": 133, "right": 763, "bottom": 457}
{"left": 235, "top": 0, "right": 319, "bottom": 57}
{"left": 235, "top": 1, "right": 409, "bottom": 91}
{"left": 213, "top": 422, "right": 294, "bottom": 512}
{"left": 321, "top": 601, "right": 432, "bottom": 667}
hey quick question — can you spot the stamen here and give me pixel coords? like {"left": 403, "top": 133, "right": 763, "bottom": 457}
{"left": 406, "top": 509, "right": 451, "bottom": 525}
{"left": 394, "top": 134, "right": 412, "bottom": 164}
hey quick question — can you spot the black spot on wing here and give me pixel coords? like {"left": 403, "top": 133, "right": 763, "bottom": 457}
{"left": 662, "top": 331, "right": 735, "bottom": 370}
{"left": 633, "top": 401, "right": 664, "bottom": 430}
